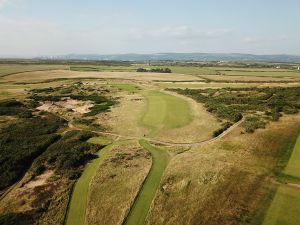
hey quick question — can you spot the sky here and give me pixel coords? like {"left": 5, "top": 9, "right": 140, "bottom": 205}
{"left": 0, "top": 0, "right": 300, "bottom": 57}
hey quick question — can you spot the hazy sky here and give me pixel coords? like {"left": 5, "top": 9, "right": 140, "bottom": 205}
{"left": 0, "top": 0, "right": 300, "bottom": 57}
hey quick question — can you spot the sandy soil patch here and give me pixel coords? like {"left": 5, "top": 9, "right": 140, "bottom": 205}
{"left": 24, "top": 170, "right": 54, "bottom": 189}
{"left": 287, "top": 183, "right": 300, "bottom": 189}
{"left": 37, "top": 99, "right": 93, "bottom": 114}
{"left": 0, "top": 170, "right": 58, "bottom": 214}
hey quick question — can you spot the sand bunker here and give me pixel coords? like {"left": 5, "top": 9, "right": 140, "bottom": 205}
{"left": 37, "top": 98, "right": 93, "bottom": 114}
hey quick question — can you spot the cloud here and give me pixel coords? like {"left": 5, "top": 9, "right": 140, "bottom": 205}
{"left": 0, "top": 0, "right": 10, "bottom": 8}
{"left": 242, "top": 36, "right": 288, "bottom": 44}
{"left": 127, "top": 25, "right": 232, "bottom": 41}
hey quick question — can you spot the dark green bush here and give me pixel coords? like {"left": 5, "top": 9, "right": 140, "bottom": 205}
{"left": 0, "top": 99, "right": 32, "bottom": 117}
{"left": 243, "top": 116, "right": 266, "bottom": 133}
{"left": 0, "top": 115, "right": 65, "bottom": 190}
{"left": 32, "top": 130, "right": 102, "bottom": 179}
{"left": 213, "top": 122, "right": 233, "bottom": 137}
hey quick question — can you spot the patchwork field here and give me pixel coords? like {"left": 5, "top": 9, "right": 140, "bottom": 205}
{"left": 1, "top": 61, "right": 300, "bottom": 225}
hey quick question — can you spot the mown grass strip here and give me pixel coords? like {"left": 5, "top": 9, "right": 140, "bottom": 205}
{"left": 284, "top": 134, "right": 300, "bottom": 178}
{"left": 263, "top": 185, "right": 300, "bottom": 225}
{"left": 263, "top": 132, "right": 300, "bottom": 225}
{"left": 65, "top": 143, "right": 114, "bottom": 225}
{"left": 123, "top": 139, "right": 170, "bottom": 225}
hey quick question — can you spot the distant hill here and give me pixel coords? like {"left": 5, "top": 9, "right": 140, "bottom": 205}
{"left": 39, "top": 53, "right": 300, "bottom": 63}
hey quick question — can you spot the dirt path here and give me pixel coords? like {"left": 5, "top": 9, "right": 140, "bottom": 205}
{"left": 67, "top": 118, "right": 243, "bottom": 147}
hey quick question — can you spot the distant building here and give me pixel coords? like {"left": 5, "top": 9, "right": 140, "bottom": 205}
{"left": 298, "top": 66, "right": 300, "bottom": 71}
{"left": 276, "top": 66, "right": 281, "bottom": 69}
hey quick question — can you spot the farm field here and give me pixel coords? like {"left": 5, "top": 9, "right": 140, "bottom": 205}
{"left": 0, "top": 61, "right": 300, "bottom": 225}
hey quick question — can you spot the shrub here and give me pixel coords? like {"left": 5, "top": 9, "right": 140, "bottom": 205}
{"left": 213, "top": 122, "right": 233, "bottom": 137}
{"left": 0, "top": 115, "right": 65, "bottom": 190}
{"left": 0, "top": 99, "right": 32, "bottom": 118}
{"left": 32, "top": 130, "right": 102, "bottom": 179}
{"left": 243, "top": 116, "right": 266, "bottom": 133}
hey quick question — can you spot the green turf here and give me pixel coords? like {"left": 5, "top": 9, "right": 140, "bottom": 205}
{"left": 263, "top": 133, "right": 300, "bottom": 225}
{"left": 263, "top": 185, "right": 300, "bottom": 225}
{"left": 284, "top": 134, "right": 300, "bottom": 178}
{"left": 87, "top": 136, "right": 112, "bottom": 145}
{"left": 141, "top": 90, "right": 193, "bottom": 137}
{"left": 111, "top": 83, "right": 140, "bottom": 91}
{"left": 124, "top": 139, "right": 170, "bottom": 225}
{"left": 66, "top": 143, "right": 114, "bottom": 225}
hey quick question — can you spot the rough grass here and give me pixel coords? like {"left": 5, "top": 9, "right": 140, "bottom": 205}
{"left": 145, "top": 115, "right": 300, "bottom": 225}
{"left": 200, "top": 74, "right": 300, "bottom": 82}
{"left": 0, "top": 64, "right": 69, "bottom": 77}
{"left": 111, "top": 83, "right": 140, "bottom": 92}
{"left": 155, "top": 81, "right": 300, "bottom": 89}
{"left": 85, "top": 141, "right": 152, "bottom": 225}
{"left": 124, "top": 140, "right": 170, "bottom": 225}
{"left": 141, "top": 91, "right": 193, "bottom": 137}
{"left": 220, "top": 70, "right": 300, "bottom": 77}
{"left": 1, "top": 70, "right": 202, "bottom": 84}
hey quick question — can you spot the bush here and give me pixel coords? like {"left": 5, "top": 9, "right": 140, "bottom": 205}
{"left": 243, "top": 116, "right": 266, "bottom": 133}
{"left": 0, "top": 211, "right": 40, "bottom": 225}
{"left": 170, "top": 86, "right": 300, "bottom": 125}
{"left": 32, "top": 130, "right": 102, "bottom": 179}
{"left": 213, "top": 122, "right": 233, "bottom": 137}
{"left": 0, "top": 115, "right": 65, "bottom": 190}
{"left": 136, "top": 68, "right": 172, "bottom": 73}
{"left": 0, "top": 99, "right": 32, "bottom": 118}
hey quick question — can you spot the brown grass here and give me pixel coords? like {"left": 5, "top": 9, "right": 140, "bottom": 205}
{"left": 2, "top": 70, "right": 203, "bottom": 83}
{"left": 97, "top": 93, "right": 148, "bottom": 138}
{"left": 0, "top": 168, "right": 72, "bottom": 225}
{"left": 201, "top": 74, "right": 300, "bottom": 82}
{"left": 85, "top": 141, "right": 152, "bottom": 225}
{"left": 146, "top": 114, "right": 300, "bottom": 225}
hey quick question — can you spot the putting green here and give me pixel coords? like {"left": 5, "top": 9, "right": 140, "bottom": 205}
{"left": 124, "top": 139, "right": 170, "bottom": 225}
{"left": 141, "top": 90, "right": 193, "bottom": 137}
{"left": 65, "top": 144, "right": 114, "bottom": 225}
